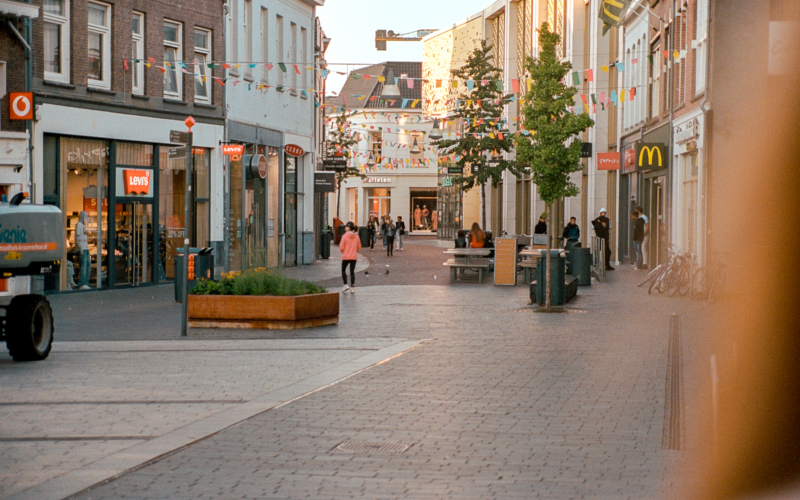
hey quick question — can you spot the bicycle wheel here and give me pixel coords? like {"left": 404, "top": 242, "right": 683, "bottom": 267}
{"left": 639, "top": 265, "right": 661, "bottom": 287}
{"left": 668, "top": 266, "right": 690, "bottom": 297}
{"left": 648, "top": 268, "right": 663, "bottom": 294}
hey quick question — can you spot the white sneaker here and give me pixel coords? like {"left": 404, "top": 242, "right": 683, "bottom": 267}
{"left": 350, "top": 286, "right": 355, "bottom": 294}
{"left": 79, "top": 285, "right": 91, "bottom": 290}
{"left": 342, "top": 285, "right": 350, "bottom": 293}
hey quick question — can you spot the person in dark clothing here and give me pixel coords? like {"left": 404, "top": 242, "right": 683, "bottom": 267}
{"left": 562, "top": 217, "right": 580, "bottom": 245}
{"left": 384, "top": 218, "right": 396, "bottom": 256}
{"left": 632, "top": 210, "right": 645, "bottom": 270}
{"left": 534, "top": 213, "right": 548, "bottom": 234}
{"left": 592, "top": 208, "right": 614, "bottom": 270}
{"left": 455, "top": 230, "right": 468, "bottom": 248}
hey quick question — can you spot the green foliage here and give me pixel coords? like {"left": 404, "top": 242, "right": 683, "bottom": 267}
{"left": 515, "top": 23, "right": 595, "bottom": 206}
{"left": 432, "top": 41, "right": 525, "bottom": 193}
{"left": 327, "top": 109, "right": 366, "bottom": 214}
{"left": 189, "top": 268, "right": 327, "bottom": 297}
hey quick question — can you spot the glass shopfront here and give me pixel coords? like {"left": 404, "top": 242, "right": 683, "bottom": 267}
{"left": 437, "top": 161, "right": 463, "bottom": 240}
{"left": 410, "top": 189, "right": 437, "bottom": 233}
{"left": 43, "top": 135, "right": 210, "bottom": 291}
{"left": 284, "top": 154, "right": 298, "bottom": 267}
{"left": 366, "top": 188, "right": 391, "bottom": 220}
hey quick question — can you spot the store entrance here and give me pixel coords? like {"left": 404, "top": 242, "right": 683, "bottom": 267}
{"left": 114, "top": 202, "right": 155, "bottom": 286}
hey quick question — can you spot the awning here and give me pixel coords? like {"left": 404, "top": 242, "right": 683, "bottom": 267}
{"left": 0, "top": 0, "right": 39, "bottom": 19}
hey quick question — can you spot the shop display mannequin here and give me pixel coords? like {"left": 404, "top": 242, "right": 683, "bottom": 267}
{"left": 75, "top": 211, "right": 91, "bottom": 290}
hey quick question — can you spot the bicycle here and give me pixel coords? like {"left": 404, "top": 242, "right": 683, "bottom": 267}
{"left": 690, "top": 259, "right": 726, "bottom": 302}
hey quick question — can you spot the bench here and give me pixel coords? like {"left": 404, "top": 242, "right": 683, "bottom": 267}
{"left": 517, "top": 259, "right": 538, "bottom": 283}
{"left": 443, "top": 258, "right": 491, "bottom": 283}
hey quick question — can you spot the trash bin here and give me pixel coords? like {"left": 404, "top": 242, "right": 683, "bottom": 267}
{"left": 531, "top": 250, "right": 567, "bottom": 306}
{"left": 175, "top": 247, "right": 214, "bottom": 303}
{"left": 571, "top": 247, "right": 592, "bottom": 286}
{"left": 321, "top": 230, "right": 332, "bottom": 259}
{"left": 337, "top": 225, "right": 346, "bottom": 244}
{"left": 358, "top": 226, "right": 371, "bottom": 248}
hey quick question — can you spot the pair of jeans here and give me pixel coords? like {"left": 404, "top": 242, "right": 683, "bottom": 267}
{"left": 395, "top": 231, "right": 403, "bottom": 250}
{"left": 642, "top": 234, "right": 650, "bottom": 266}
{"left": 633, "top": 240, "right": 643, "bottom": 269}
{"left": 78, "top": 249, "right": 91, "bottom": 287}
{"left": 385, "top": 236, "right": 394, "bottom": 255}
{"left": 341, "top": 260, "right": 356, "bottom": 286}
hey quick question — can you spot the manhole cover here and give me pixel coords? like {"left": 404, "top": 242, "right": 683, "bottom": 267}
{"left": 332, "top": 441, "right": 412, "bottom": 454}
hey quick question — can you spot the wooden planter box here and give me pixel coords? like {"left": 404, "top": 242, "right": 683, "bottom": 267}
{"left": 187, "top": 292, "right": 339, "bottom": 330}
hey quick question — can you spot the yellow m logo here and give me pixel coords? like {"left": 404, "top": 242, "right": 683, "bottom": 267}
{"left": 639, "top": 146, "right": 663, "bottom": 167}
{"left": 602, "top": 0, "right": 626, "bottom": 22}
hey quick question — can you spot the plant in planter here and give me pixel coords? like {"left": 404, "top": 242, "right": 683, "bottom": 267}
{"left": 187, "top": 268, "right": 338, "bottom": 330}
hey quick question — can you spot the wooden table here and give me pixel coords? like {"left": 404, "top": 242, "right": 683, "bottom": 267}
{"left": 443, "top": 248, "right": 492, "bottom": 283}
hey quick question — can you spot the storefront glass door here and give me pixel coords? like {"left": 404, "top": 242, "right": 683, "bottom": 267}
{"left": 115, "top": 202, "right": 154, "bottom": 286}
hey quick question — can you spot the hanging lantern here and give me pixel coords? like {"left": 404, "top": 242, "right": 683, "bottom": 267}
{"left": 429, "top": 118, "right": 443, "bottom": 140}
{"left": 410, "top": 136, "right": 422, "bottom": 154}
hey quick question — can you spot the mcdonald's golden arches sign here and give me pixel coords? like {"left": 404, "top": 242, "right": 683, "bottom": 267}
{"left": 634, "top": 143, "right": 668, "bottom": 171}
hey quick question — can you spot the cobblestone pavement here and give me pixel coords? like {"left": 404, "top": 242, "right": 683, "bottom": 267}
{"left": 2, "top": 255, "right": 716, "bottom": 499}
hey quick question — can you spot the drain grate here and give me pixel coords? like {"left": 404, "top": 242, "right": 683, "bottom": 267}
{"left": 332, "top": 441, "right": 412, "bottom": 454}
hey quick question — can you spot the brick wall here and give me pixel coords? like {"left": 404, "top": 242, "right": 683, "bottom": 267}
{"left": 30, "top": 0, "right": 224, "bottom": 106}
{"left": 0, "top": 20, "right": 27, "bottom": 133}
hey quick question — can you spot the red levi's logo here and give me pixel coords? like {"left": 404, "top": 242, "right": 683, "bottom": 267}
{"left": 124, "top": 170, "right": 151, "bottom": 195}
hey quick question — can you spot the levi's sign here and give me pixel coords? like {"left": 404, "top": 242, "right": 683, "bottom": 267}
{"left": 123, "top": 169, "right": 152, "bottom": 196}
{"left": 635, "top": 143, "right": 668, "bottom": 170}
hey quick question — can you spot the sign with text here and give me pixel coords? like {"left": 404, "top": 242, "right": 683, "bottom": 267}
{"left": 635, "top": 143, "right": 669, "bottom": 171}
{"left": 323, "top": 159, "right": 348, "bottom": 171}
{"left": 284, "top": 144, "right": 305, "bottom": 157}
{"left": 580, "top": 142, "right": 593, "bottom": 158}
{"left": 446, "top": 166, "right": 464, "bottom": 175}
{"left": 169, "top": 130, "right": 189, "bottom": 144}
{"left": 622, "top": 147, "right": 636, "bottom": 174}
{"left": 597, "top": 152, "right": 621, "bottom": 171}
{"left": 222, "top": 144, "right": 245, "bottom": 162}
{"left": 168, "top": 147, "right": 186, "bottom": 160}
{"left": 122, "top": 169, "right": 152, "bottom": 195}
{"left": 314, "top": 172, "right": 336, "bottom": 193}
{"left": 9, "top": 92, "right": 33, "bottom": 120}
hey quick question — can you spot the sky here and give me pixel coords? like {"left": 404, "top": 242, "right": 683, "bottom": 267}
{"left": 317, "top": 0, "right": 492, "bottom": 95}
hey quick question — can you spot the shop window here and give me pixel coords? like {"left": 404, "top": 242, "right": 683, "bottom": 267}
{"left": 43, "top": 135, "right": 59, "bottom": 202}
{"left": 194, "top": 28, "right": 211, "bottom": 103}
{"left": 44, "top": 0, "right": 70, "bottom": 83}
{"left": 132, "top": 12, "right": 145, "bottom": 95}
{"left": 159, "top": 145, "right": 188, "bottom": 279}
{"left": 88, "top": 1, "right": 111, "bottom": 89}
{"left": 367, "top": 188, "right": 391, "bottom": 220}
{"left": 62, "top": 137, "right": 110, "bottom": 291}
{"left": 163, "top": 20, "right": 183, "bottom": 100}
{"left": 193, "top": 149, "right": 211, "bottom": 250}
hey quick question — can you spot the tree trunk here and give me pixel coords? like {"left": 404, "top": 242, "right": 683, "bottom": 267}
{"left": 336, "top": 178, "right": 342, "bottom": 219}
{"left": 545, "top": 202, "right": 552, "bottom": 311}
{"left": 481, "top": 182, "right": 487, "bottom": 230}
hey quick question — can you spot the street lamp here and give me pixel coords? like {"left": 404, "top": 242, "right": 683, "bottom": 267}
{"left": 429, "top": 118, "right": 443, "bottom": 140}
{"left": 381, "top": 68, "right": 401, "bottom": 98}
{"left": 410, "top": 136, "right": 422, "bottom": 154}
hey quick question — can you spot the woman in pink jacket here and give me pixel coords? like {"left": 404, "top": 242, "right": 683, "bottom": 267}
{"left": 339, "top": 222, "right": 361, "bottom": 293}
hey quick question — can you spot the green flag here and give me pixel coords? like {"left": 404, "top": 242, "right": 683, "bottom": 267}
{"left": 599, "top": 0, "right": 631, "bottom": 35}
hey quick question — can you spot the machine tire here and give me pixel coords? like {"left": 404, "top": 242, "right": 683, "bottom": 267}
{"left": 5, "top": 295, "right": 54, "bottom": 362}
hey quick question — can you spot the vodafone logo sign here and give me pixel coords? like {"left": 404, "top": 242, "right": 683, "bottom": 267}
{"left": 123, "top": 169, "right": 152, "bottom": 195}
{"left": 9, "top": 92, "right": 33, "bottom": 120}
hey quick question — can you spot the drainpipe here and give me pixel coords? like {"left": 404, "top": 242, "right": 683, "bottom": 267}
{"left": 666, "top": 0, "right": 676, "bottom": 251}
{"left": 25, "top": 0, "right": 34, "bottom": 202}
{"left": 697, "top": 0, "right": 712, "bottom": 267}
{"left": 222, "top": 1, "right": 230, "bottom": 272}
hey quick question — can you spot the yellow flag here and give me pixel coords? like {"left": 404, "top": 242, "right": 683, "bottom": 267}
{"left": 601, "top": 65, "right": 609, "bottom": 72}
{"left": 527, "top": 78, "right": 533, "bottom": 91}
{"left": 411, "top": 99, "right": 419, "bottom": 108}
{"left": 673, "top": 50, "right": 680, "bottom": 59}
{"left": 451, "top": 81, "right": 458, "bottom": 88}
{"left": 620, "top": 89, "right": 626, "bottom": 102}
{"left": 378, "top": 76, "right": 386, "bottom": 82}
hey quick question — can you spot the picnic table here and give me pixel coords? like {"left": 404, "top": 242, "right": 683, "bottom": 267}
{"left": 443, "top": 248, "right": 492, "bottom": 283}
{"left": 518, "top": 246, "right": 548, "bottom": 282}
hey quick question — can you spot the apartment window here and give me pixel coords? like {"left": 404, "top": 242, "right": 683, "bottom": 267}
{"left": 260, "top": 8, "right": 269, "bottom": 83}
{"left": 276, "top": 15, "right": 284, "bottom": 87}
{"left": 290, "top": 22, "right": 297, "bottom": 93}
{"left": 300, "top": 27, "right": 307, "bottom": 92}
{"left": 163, "top": 20, "right": 183, "bottom": 99}
{"left": 194, "top": 28, "right": 211, "bottom": 103}
{"left": 650, "top": 40, "right": 661, "bottom": 119}
{"left": 229, "top": 0, "right": 239, "bottom": 75}
{"left": 87, "top": 2, "right": 111, "bottom": 88}
{"left": 244, "top": 0, "right": 253, "bottom": 79}
{"left": 695, "top": 0, "right": 709, "bottom": 93}
{"left": 369, "top": 132, "right": 382, "bottom": 160}
{"left": 43, "top": 0, "right": 70, "bottom": 83}
{"left": 132, "top": 12, "right": 144, "bottom": 95}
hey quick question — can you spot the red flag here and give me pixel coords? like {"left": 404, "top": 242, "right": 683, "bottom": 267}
{"left": 123, "top": 58, "right": 129, "bottom": 71}
{"left": 293, "top": 65, "right": 301, "bottom": 74}
{"left": 511, "top": 79, "right": 519, "bottom": 93}
{"left": 586, "top": 69, "right": 593, "bottom": 82}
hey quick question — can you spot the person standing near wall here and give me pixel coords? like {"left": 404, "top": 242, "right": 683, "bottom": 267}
{"left": 631, "top": 211, "right": 645, "bottom": 270}
{"left": 340, "top": 222, "right": 361, "bottom": 293}
{"left": 635, "top": 206, "right": 650, "bottom": 269}
{"left": 592, "top": 208, "right": 614, "bottom": 270}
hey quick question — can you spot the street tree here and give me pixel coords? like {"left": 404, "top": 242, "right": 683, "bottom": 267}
{"left": 516, "top": 23, "right": 595, "bottom": 311}
{"left": 432, "top": 40, "right": 524, "bottom": 229}
{"left": 326, "top": 109, "right": 365, "bottom": 218}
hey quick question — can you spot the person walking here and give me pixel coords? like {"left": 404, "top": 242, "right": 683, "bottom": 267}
{"left": 384, "top": 218, "right": 396, "bottom": 256}
{"left": 380, "top": 216, "right": 388, "bottom": 249}
{"left": 534, "top": 213, "right": 548, "bottom": 234}
{"left": 631, "top": 210, "right": 645, "bottom": 270}
{"left": 395, "top": 216, "right": 406, "bottom": 251}
{"left": 367, "top": 216, "right": 379, "bottom": 250}
{"left": 562, "top": 217, "right": 580, "bottom": 246}
{"left": 592, "top": 208, "right": 614, "bottom": 270}
{"left": 339, "top": 222, "right": 361, "bottom": 293}
{"left": 635, "top": 206, "right": 650, "bottom": 269}
{"left": 469, "top": 222, "right": 486, "bottom": 248}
